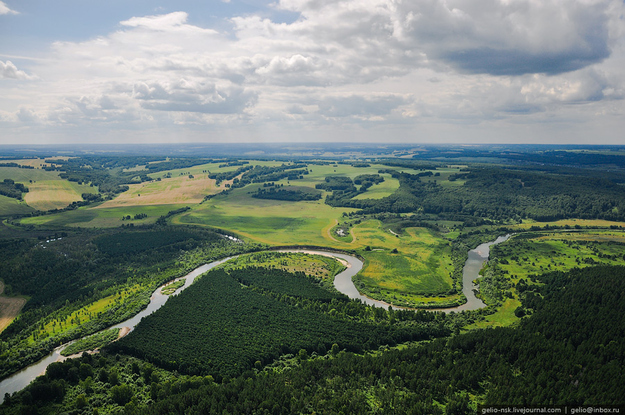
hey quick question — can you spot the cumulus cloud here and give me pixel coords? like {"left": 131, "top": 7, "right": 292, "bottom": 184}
{"left": 2, "top": 1, "right": 624, "bottom": 143}
{"left": 1, "top": 61, "right": 36, "bottom": 80}
{"left": 120, "top": 11, "right": 218, "bottom": 36}
{"left": 269, "top": 0, "right": 617, "bottom": 77}
{"left": 0, "top": 1, "right": 17, "bottom": 15}
{"left": 133, "top": 80, "right": 258, "bottom": 114}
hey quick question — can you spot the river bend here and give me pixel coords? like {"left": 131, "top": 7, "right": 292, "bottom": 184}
{"left": 0, "top": 235, "right": 509, "bottom": 397}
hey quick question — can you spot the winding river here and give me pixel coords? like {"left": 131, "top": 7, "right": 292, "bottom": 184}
{"left": 0, "top": 235, "right": 509, "bottom": 398}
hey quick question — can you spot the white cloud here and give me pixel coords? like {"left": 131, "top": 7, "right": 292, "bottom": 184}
{"left": 0, "top": 61, "right": 36, "bottom": 80}
{"left": 0, "top": 1, "right": 17, "bottom": 15}
{"left": 1, "top": 2, "right": 625, "bottom": 144}
{"left": 133, "top": 80, "right": 257, "bottom": 114}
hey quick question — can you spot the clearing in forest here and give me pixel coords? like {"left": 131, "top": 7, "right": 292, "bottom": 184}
{"left": 0, "top": 281, "right": 27, "bottom": 334}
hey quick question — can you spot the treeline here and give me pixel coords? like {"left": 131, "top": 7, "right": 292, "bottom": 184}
{"left": 0, "top": 179, "right": 28, "bottom": 200}
{"left": 410, "top": 147, "right": 625, "bottom": 169}
{"left": 240, "top": 164, "right": 308, "bottom": 183}
{"left": 209, "top": 165, "right": 254, "bottom": 185}
{"left": 316, "top": 174, "right": 385, "bottom": 200}
{"left": 109, "top": 267, "right": 448, "bottom": 379}
{"left": 251, "top": 188, "right": 321, "bottom": 201}
{"left": 0, "top": 162, "right": 35, "bottom": 169}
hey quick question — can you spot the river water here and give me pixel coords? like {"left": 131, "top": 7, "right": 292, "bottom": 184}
{"left": 0, "top": 236, "right": 509, "bottom": 398}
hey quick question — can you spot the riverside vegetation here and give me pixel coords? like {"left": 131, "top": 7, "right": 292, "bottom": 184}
{"left": 0, "top": 144, "right": 624, "bottom": 413}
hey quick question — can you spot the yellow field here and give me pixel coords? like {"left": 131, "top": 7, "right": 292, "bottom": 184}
{"left": 0, "top": 282, "right": 26, "bottom": 334}
{"left": 96, "top": 176, "right": 222, "bottom": 208}
{"left": 23, "top": 180, "right": 97, "bottom": 211}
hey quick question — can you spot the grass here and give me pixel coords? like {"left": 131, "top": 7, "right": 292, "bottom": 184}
{"left": 23, "top": 180, "right": 97, "bottom": 211}
{"left": 60, "top": 328, "right": 121, "bottom": 356}
{"left": 352, "top": 222, "right": 458, "bottom": 307}
{"left": 174, "top": 184, "right": 354, "bottom": 246}
{"left": 20, "top": 204, "right": 190, "bottom": 228}
{"left": 511, "top": 219, "right": 625, "bottom": 229}
{"left": 496, "top": 230, "right": 625, "bottom": 281}
{"left": 0, "top": 166, "right": 62, "bottom": 183}
{"left": 161, "top": 279, "right": 186, "bottom": 295}
{"left": 468, "top": 298, "right": 522, "bottom": 330}
{"left": 31, "top": 285, "right": 143, "bottom": 344}
{"left": 0, "top": 195, "right": 34, "bottom": 216}
{"left": 219, "top": 252, "right": 346, "bottom": 284}
{"left": 352, "top": 174, "right": 399, "bottom": 200}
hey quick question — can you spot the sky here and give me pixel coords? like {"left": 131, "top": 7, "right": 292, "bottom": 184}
{"left": 1, "top": 0, "right": 624, "bottom": 145}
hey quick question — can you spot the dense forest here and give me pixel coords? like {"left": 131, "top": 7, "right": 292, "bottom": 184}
{"left": 324, "top": 167, "right": 625, "bottom": 222}
{"left": 109, "top": 267, "right": 449, "bottom": 379}
{"left": 251, "top": 187, "right": 322, "bottom": 201}
{"left": 3, "top": 265, "right": 623, "bottom": 414}
{"left": 0, "top": 227, "right": 258, "bottom": 382}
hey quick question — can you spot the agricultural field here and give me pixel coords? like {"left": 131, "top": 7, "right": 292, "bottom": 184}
{"left": 0, "top": 157, "right": 68, "bottom": 169}
{"left": 0, "top": 195, "right": 34, "bottom": 217}
{"left": 0, "top": 281, "right": 27, "bottom": 334}
{"left": 20, "top": 204, "right": 189, "bottom": 228}
{"left": 0, "top": 166, "right": 96, "bottom": 211}
{"left": 174, "top": 184, "right": 352, "bottom": 246}
{"left": 95, "top": 175, "right": 220, "bottom": 207}
{"left": 23, "top": 180, "right": 97, "bottom": 211}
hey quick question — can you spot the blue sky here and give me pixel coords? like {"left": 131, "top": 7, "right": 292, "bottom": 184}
{"left": 1, "top": 0, "right": 624, "bottom": 145}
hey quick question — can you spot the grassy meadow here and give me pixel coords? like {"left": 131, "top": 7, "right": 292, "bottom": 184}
{"left": 21, "top": 204, "right": 190, "bottom": 228}
{"left": 467, "top": 227, "right": 625, "bottom": 329}
{"left": 0, "top": 166, "right": 95, "bottom": 211}
{"left": 0, "top": 195, "right": 34, "bottom": 216}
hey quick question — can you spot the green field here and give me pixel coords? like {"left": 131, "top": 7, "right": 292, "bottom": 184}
{"left": 219, "top": 251, "right": 346, "bottom": 285}
{"left": 352, "top": 221, "right": 458, "bottom": 307}
{"left": 352, "top": 174, "right": 399, "bottom": 200}
{"left": 0, "top": 167, "right": 62, "bottom": 183}
{"left": 0, "top": 195, "right": 34, "bottom": 216}
{"left": 175, "top": 183, "right": 352, "bottom": 246}
{"left": 496, "top": 230, "right": 625, "bottom": 280}
{"left": 467, "top": 228, "right": 625, "bottom": 329}
{"left": 20, "top": 204, "right": 190, "bottom": 228}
